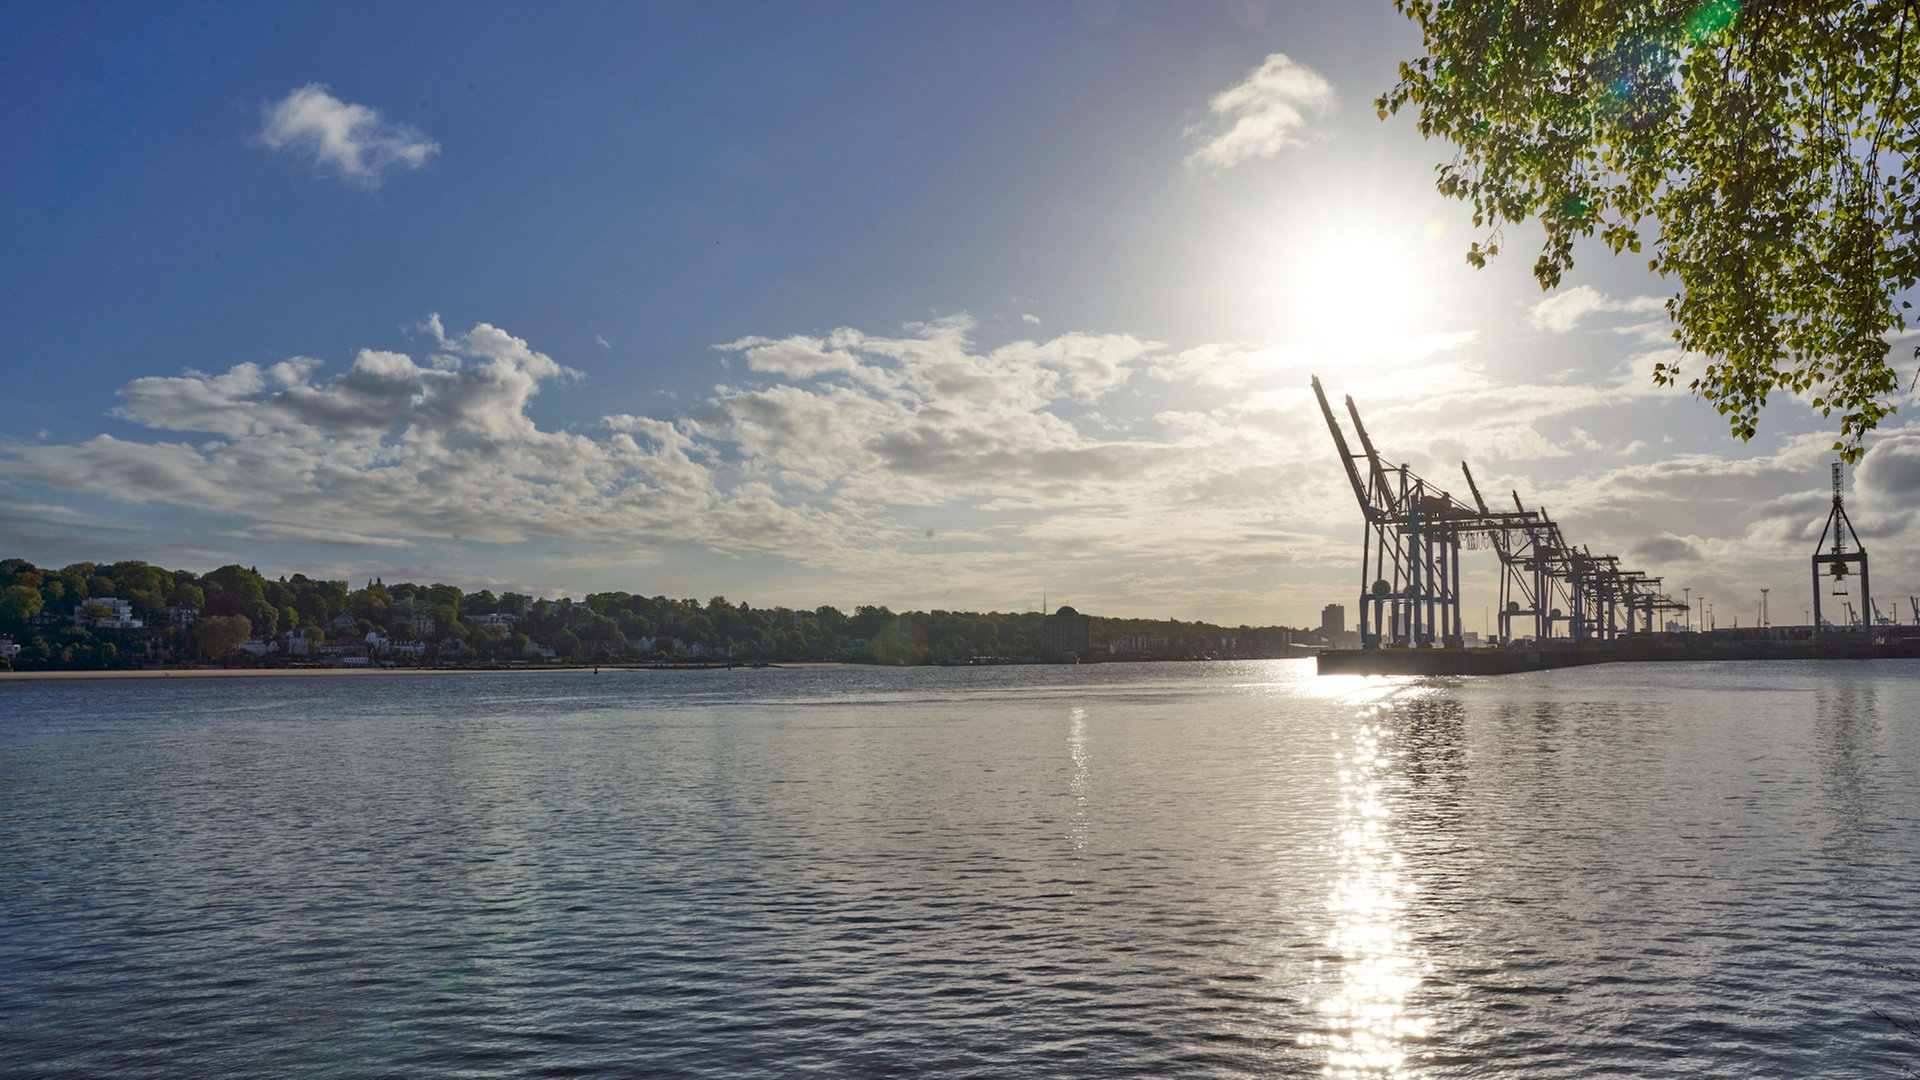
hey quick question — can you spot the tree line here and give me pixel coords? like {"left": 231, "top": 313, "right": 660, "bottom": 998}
{"left": 0, "top": 557, "right": 1310, "bottom": 671}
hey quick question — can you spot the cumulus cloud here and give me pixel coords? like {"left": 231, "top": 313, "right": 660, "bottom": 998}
{"left": 1631, "top": 533, "right": 1705, "bottom": 563}
{"left": 114, "top": 317, "right": 579, "bottom": 449}
{"left": 719, "top": 331, "right": 867, "bottom": 379}
{"left": 9, "top": 316, "right": 1251, "bottom": 579}
{"left": 1149, "top": 342, "right": 1304, "bottom": 391}
{"left": 700, "top": 317, "right": 1169, "bottom": 506}
{"left": 1186, "top": 53, "right": 1335, "bottom": 169}
{"left": 260, "top": 83, "right": 439, "bottom": 187}
{"left": 14, "top": 308, "right": 1916, "bottom": 622}
{"left": 1491, "top": 425, "right": 1920, "bottom": 607}
{"left": 1856, "top": 429, "right": 1920, "bottom": 499}
{"left": 15, "top": 307, "right": 1712, "bottom": 580}
{"left": 1528, "top": 285, "right": 1668, "bottom": 333}
{"left": 12, "top": 318, "right": 741, "bottom": 554}
{"left": 7, "top": 312, "right": 1385, "bottom": 609}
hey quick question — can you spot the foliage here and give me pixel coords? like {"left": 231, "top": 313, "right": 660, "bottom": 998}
{"left": 0, "top": 584, "right": 44, "bottom": 629}
{"left": 869, "top": 617, "right": 928, "bottom": 665}
{"left": 1382, "top": 0, "right": 1920, "bottom": 459}
{"left": 194, "top": 615, "right": 252, "bottom": 660}
{"left": 0, "top": 555, "right": 1311, "bottom": 671}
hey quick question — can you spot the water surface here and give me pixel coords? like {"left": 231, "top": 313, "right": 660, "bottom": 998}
{"left": 3, "top": 660, "right": 1917, "bottom": 1077}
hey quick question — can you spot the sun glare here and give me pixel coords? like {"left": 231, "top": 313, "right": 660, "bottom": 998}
{"left": 1282, "top": 227, "right": 1427, "bottom": 344}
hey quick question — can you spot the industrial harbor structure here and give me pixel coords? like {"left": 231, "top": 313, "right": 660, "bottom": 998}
{"left": 1309, "top": 377, "right": 1920, "bottom": 675}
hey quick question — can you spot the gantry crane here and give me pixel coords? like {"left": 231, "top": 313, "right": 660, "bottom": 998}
{"left": 1314, "top": 377, "right": 1686, "bottom": 648}
{"left": 1812, "top": 463, "right": 1868, "bottom": 633}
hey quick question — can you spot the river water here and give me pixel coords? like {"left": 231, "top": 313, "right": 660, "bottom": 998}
{"left": 2, "top": 660, "right": 1917, "bottom": 1077}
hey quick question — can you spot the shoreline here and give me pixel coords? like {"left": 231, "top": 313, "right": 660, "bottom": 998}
{"left": 0, "top": 666, "right": 587, "bottom": 682}
{"left": 0, "top": 662, "right": 854, "bottom": 682}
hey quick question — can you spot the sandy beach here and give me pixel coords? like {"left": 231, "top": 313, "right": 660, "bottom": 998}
{"left": 0, "top": 661, "right": 848, "bottom": 682}
{"left": 0, "top": 666, "right": 591, "bottom": 682}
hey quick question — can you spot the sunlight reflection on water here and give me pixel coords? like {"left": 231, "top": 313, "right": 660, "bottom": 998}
{"left": 1067, "top": 705, "right": 1090, "bottom": 854}
{"left": 1305, "top": 693, "right": 1431, "bottom": 1077}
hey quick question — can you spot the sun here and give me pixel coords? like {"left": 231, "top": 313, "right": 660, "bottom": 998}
{"left": 1185, "top": 182, "right": 1473, "bottom": 386}
{"left": 1280, "top": 224, "right": 1429, "bottom": 344}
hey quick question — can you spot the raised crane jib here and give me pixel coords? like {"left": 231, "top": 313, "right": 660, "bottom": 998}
{"left": 1461, "top": 461, "right": 1490, "bottom": 514}
{"left": 1341, "top": 394, "right": 1392, "bottom": 500}
{"left": 1310, "top": 375, "right": 1370, "bottom": 513}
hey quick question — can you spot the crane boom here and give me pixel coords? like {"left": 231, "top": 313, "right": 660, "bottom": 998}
{"left": 1461, "top": 462, "right": 1490, "bottom": 514}
{"left": 1310, "top": 376, "right": 1369, "bottom": 512}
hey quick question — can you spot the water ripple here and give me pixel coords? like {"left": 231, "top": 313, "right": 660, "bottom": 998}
{"left": 3, "top": 661, "right": 1919, "bottom": 1076}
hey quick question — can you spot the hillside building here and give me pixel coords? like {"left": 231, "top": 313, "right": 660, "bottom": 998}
{"left": 1043, "top": 605, "right": 1093, "bottom": 660}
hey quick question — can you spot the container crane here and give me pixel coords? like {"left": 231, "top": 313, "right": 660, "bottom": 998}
{"left": 1314, "top": 376, "right": 1684, "bottom": 648}
{"left": 1812, "top": 462, "right": 1868, "bottom": 633}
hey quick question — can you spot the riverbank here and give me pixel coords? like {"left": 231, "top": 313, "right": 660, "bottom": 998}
{"left": 0, "top": 661, "right": 851, "bottom": 682}
{"left": 1318, "top": 632, "right": 1920, "bottom": 675}
{"left": 0, "top": 667, "right": 587, "bottom": 681}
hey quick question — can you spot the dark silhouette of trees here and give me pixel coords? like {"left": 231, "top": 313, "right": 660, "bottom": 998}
{"left": 0, "top": 555, "right": 1309, "bottom": 671}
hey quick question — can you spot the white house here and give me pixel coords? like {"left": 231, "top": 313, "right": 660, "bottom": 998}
{"left": 74, "top": 597, "right": 143, "bottom": 630}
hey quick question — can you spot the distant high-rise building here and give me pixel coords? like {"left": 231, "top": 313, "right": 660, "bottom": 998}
{"left": 1320, "top": 603, "right": 1346, "bottom": 638}
{"left": 1043, "top": 605, "right": 1093, "bottom": 659}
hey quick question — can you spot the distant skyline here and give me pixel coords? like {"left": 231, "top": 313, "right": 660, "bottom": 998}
{"left": 4, "top": 1, "right": 1918, "bottom": 627}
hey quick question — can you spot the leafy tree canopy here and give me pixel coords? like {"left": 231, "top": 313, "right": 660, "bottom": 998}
{"left": 1382, "top": 0, "right": 1920, "bottom": 459}
{"left": 194, "top": 614, "right": 251, "bottom": 659}
{"left": 0, "top": 585, "right": 44, "bottom": 628}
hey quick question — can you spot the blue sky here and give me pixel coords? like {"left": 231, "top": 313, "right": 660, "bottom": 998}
{"left": 5, "top": 1, "right": 1918, "bottom": 627}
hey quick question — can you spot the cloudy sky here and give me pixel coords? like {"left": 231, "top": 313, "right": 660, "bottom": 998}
{"left": 4, "top": 1, "right": 1917, "bottom": 628}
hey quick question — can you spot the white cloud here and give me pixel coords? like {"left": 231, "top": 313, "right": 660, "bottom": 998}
{"left": 595, "top": 335, "right": 611, "bottom": 349}
{"left": 113, "top": 319, "right": 581, "bottom": 451}
{"left": 8, "top": 316, "right": 1321, "bottom": 590}
{"left": 699, "top": 318, "right": 1170, "bottom": 507}
{"left": 1502, "top": 427, "right": 1920, "bottom": 592}
{"left": 223, "top": 523, "right": 414, "bottom": 549}
{"left": 260, "top": 83, "right": 439, "bottom": 187}
{"left": 14, "top": 319, "right": 732, "bottom": 551}
{"left": 1630, "top": 533, "right": 1706, "bottom": 563}
{"left": 0, "top": 320, "right": 1130, "bottom": 578}
{"left": 1185, "top": 53, "right": 1335, "bottom": 169}
{"left": 1150, "top": 342, "right": 1302, "bottom": 391}
{"left": 10, "top": 313, "right": 1699, "bottom": 567}
{"left": 11, "top": 309, "right": 1915, "bottom": 624}
{"left": 1528, "top": 285, "right": 1668, "bottom": 333}
{"left": 718, "top": 331, "right": 866, "bottom": 379}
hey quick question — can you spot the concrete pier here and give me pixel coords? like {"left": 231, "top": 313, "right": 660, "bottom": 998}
{"left": 1318, "top": 630, "right": 1920, "bottom": 675}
